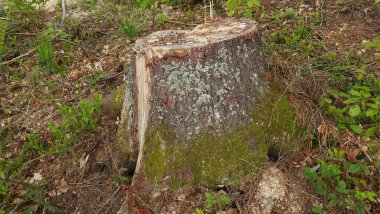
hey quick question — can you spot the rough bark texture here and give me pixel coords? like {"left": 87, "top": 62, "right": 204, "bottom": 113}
{"left": 117, "top": 19, "right": 267, "bottom": 188}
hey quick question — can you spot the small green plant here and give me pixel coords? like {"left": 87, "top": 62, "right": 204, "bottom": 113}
{"left": 0, "top": 18, "right": 6, "bottom": 61}
{"left": 312, "top": 205, "right": 323, "bottom": 214}
{"left": 10, "top": 0, "right": 48, "bottom": 12}
{"left": 226, "top": 0, "right": 261, "bottom": 18}
{"left": 205, "top": 192, "right": 231, "bottom": 209}
{"left": 0, "top": 132, "right": 59, "bottom": 213}
{"left": 36, "top": 23, "right": 72, "bottom": 73}
{"left": 303, "top": 149, "right": 378, "bottom": 214}
{"left": 48, "top": 93, "right": 102, "bottom": 154}
{"left": 111, "top": 167, "right": 128, "bottom": 186}
{"left": 320, "top": 66, "right": 380, "bottom": 138}
{"left": 192, "top": 208, "right": 205, "bottom": 214}
{"left": 119, "top": 17, "right": 148, "bottom": 39}
{"left": 156, "top": 12, "right": 168, "bottom": 24}
{"left": 85, "top": 71, "right": 108, "bottom": 89}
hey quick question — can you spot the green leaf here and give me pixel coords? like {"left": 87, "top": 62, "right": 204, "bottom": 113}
{"left": 312, "top": 205, "right": 323, "bottom": 213}
{"left": 303, "top": 167, "right": 318, "bottom": 181}
{"left": 365, "top": 108, "right": 378, "bottom": 117}
{"left": 337, "top": 180, "right": 346, "bottom": 190}
{"left": 344, "top": 97, "right": 360, "bottom": 104}
{"left": 344, "top": 162, "right": 362, "bottom": 173}
{"left": 349, "top": 105, "right": 361, "bottom": 117}
{"left": 194, "top": 208, "right": 205, "bottom": 214}
{"left": 328, "top": 199, "right": 337, "bottom": 208}
{"left": 375, "top": 160, "right": 380, "bottom": 169}
{"left": 364, "top": 126, "right": 380, "bottom": 138}
{"left": 253, "top": 0, "right": 261, "bottom": 6}
{"left": 349, "top": 90, "right": 362, "bottom": 97}
{"left": 247, "top": 0, "right": 254, "bottom": 7}
{"left": 314, "top": 179, "right": 327, "bottom": 195}
{"left": 349, "top": 124, "right": 363, "bottom": 134}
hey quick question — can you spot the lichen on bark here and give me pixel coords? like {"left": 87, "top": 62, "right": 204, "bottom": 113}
{"left": 143, "top": 86, "right": 302, "bottom": 187}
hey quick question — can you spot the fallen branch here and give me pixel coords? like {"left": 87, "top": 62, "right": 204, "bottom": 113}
{"left": 1, "top": 49, "right": 35, "bottom": 65}
{"left": 98, "top": 70, "right": 125, "bottom": 82}
{"left": 133, "top": 193, "right": 158, "bottom": 214}
{"left": 95, "top": 186, "right": 121, "bottom": 214}
{"left": 65, "top": 87, "right": 90, "bottom": 102}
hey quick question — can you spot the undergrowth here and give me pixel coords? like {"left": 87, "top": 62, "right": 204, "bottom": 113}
{"left": 0, "top": 93, "right": 102, "bottom": 213}
{"left": 304, "top": 149, "right": 379, "bottom": 214}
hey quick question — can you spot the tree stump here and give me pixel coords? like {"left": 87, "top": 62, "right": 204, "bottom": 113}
{"left": 118, "top": 18, "right": 268, "bottom": 188}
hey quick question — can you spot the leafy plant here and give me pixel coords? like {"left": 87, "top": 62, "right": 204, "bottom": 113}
{"left": 10, "top": 0, "right": 48, "bottom": 12}
{"left": 48, "top": 93, "right": 102, "bottom": 154}
{"left": 320, "top": 66, "right": 380, "bottom": 138}
{"left": 226, "top": 0, "right": 261, "bottom": 18}
{"left": 0, "top": 132, "right": 59, "bottom": 213}
{"left": 192, "top": 208, "right": 205, "bottom": 214}
{"left": 205, "top": 192, "right": 231, "bottom": 209}
{"left": 85, "top": 72, "right": 108, "bottom": 89}
{"left": 36, "top": 23, "right": 72, "bottom": 73}
{"left": 0, "top": 18, "right": 6, "bottom": 61}
{"left": 111, "top": 167, "right": 128, "bottom": 186}
{"left": 303, "top": 150, "right": 378, "bottom": 213}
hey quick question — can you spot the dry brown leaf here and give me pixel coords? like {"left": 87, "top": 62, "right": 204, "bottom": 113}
{"left": 347, "top": 148, "right": 361, "bottom": 162}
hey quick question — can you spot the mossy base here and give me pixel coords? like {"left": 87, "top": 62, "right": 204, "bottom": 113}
{"left": 143, "top": 87, "right": 302, "bottom": 187}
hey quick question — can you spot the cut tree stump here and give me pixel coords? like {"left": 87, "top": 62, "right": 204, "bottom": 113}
{"left": 117, "top": 18, "right": 269, "bottom": 189}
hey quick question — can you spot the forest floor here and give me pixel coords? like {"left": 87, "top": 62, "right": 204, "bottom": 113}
{"left": 0, "top": 0, "right": 379, "bottom": 213}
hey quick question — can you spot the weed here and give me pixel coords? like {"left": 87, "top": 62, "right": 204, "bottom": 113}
{"left": 205, "top": 192, "right": 231, "bottom": 209}
{"left": 111, "top": 167, "right": 129, "bottom": 186}
{"left": 48, "top": 93, "right": 102, "bottom": 155}
{"left": 0, "top": 18, "right": 6, "bottom": 61}
{"left": 320, "top": 63, "right": 379, "bottom": 138}
{"left": 156, "top": 12, "right": 168, "bottom": 24}
{"left": 192, "top": 208, "right": 205, "bottom": 214}
{"left": 303, "top": 149, "right": 378, "bottom": 214}
{"left": 86, "top": 71, "right": 108, "bottom": 89}
{"left": 226, "top": 0, "right": 262, "bottom": 18}
{"left": 0, "top": 132, "right": 59, "bottom": 213}
{"left": 119, "top": 18, "right": 147, "bottom": 40}
{"left": 36, "top": 23, "right": 72, "bottom": 74}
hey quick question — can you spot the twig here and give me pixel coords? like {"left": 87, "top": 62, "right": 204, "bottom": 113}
{"left": 79, "top": 154, "right": 90, "bottom": 182}
{"left": 285, "top": 183, "right": 319, "bottom": 199}
{"left": 95, "top": 186, "right": 121, "bottom": 214}
{"left": 239, "top": 158, "right": 265, "bottom": 172}
{"left": 65, "top": 87, "right": 90, "bottom": 102}
{"left": 133, "top": 193, "right": 158, "bottom": 214}
{"left": 98, "top": 70, "right": 125, "bottom": 82}
{"left": 61, "top": 0, "right": 66, "bottom": 25}
{"left": 319, "top": 0, "right": 325, "bottom": 26}
{"left": 347, "top": 131, "right": 374, "bottom": 163}
{"left": 1, "top": 176, "right": 38, "bottom": 188}
{"left": 0, "top": 49, "right": 35, "bottom": 65}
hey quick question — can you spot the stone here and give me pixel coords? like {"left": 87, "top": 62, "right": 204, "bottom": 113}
{"left": 247, "top": 166, "right": 314, "bottom": 214}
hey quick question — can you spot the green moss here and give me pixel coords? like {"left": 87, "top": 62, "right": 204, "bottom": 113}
{"left": 114, "top": 84, "right": 137, "bottom": 161}
{"left": 144, "top": 86, "right": 302, "bottom": 187}
{"left": 367, "top": 141, "right": 380, "bottom": 160}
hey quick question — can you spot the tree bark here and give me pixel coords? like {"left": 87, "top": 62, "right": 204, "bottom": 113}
{"left": 117, "top": 18, "right": 266, "bottom": 188}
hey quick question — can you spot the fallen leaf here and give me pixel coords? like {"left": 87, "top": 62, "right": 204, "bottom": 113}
{"left": 347, "top": 148, "right": 361, "bottom": 162}
{"left": 57, "top": 178, "right": 69, "bottom": 195}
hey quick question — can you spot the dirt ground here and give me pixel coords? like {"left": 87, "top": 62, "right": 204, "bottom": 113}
{"left": 1, "top": 0, "right": 379, "bottom": 213}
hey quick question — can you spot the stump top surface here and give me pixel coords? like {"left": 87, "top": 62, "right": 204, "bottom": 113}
{"left": 135, "top": 19, "right": 258, "bottom": 52}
